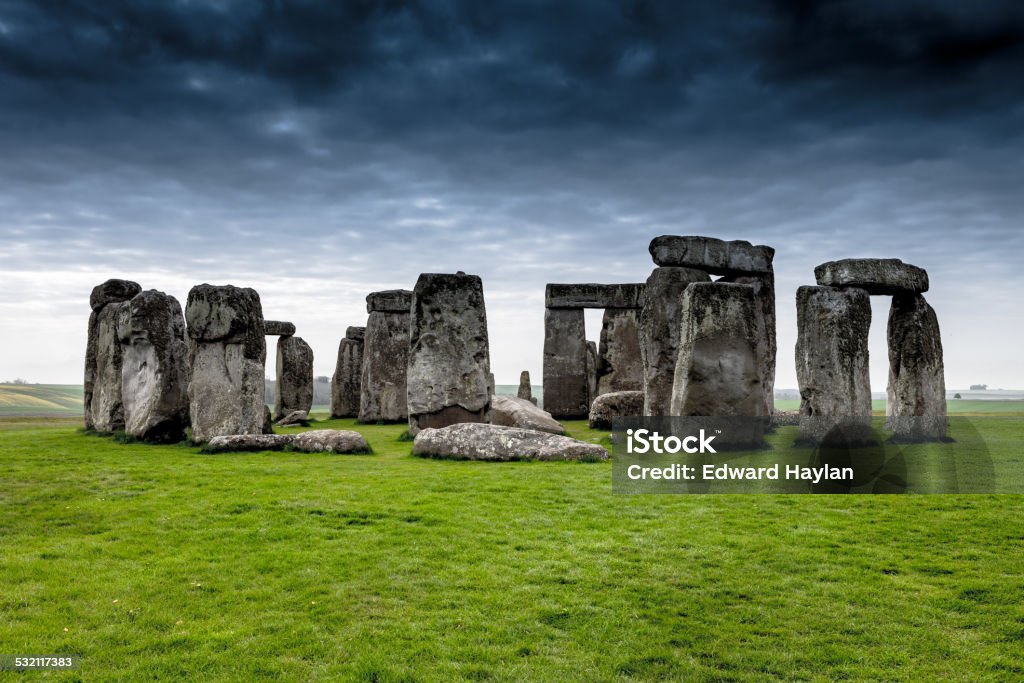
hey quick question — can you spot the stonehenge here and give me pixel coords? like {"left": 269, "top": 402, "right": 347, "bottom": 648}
{"left": 185, "top": 284, "right": 267, "bottom": 444}
{"left": 330, "top": 326, "right": 365, "bottom": 418}
{"left": 85, "top": 279, "right": 141, "bottom": 432}
{"left": 79, "top": 236, "right": 947, "bottom": 461}
{"left": 274, "top": 335, "right": 314, "bottom": 420}
{"left": 407, "top": 272, "right": 491, "bottom": 434}
{"left": 359, "top": 289, "right": 412, "bottom": 422}
{"left": 117, "top": 289, "right": 190, "bottom": 443}
{"left": 795, "top": 257, "right": 946, "bottom": 443}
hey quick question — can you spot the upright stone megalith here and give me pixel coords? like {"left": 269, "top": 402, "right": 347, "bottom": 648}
{"left": 359, "top": 289, "right": 412, "bottom": 423}
{"left": 85, "top": 278, "right": 142, "bottom": 432}
{"left": 542, "top": 308, "right": 589, "bottom": 419}
{"left": 887, "top": 294, "right": 947, "bottom": 441}
{"left": 795, "top": 285, "right": 872, "bottom": 444}
{"left": 275, "top": 335, "right": 313, "bottom": 420}
{"left": 185, "top": 284, "right": 267, "bottom": 443}
{"left": 331, "top": 326, "right": 365, "bottom": 418}
{"left": 596, "top": 308, "right": 642, "bottom": 395}
{"left": 517, "top": 370, "right": 534, "bottom": 402}
{"left": 720, "top": 272, "right": 777, "bottom": 417}
{"left": 407, "top": 272, "right": 491, "bottom": 434}
{"left": 117, "top": 289, "right": 190, "bottom": 442}
{"left": 638, "top": 266, "right": 710, "bottom": 415}
{"left": 670, "top": 283, "right": 765, "bottom": 422}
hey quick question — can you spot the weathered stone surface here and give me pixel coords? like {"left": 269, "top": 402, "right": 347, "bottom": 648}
{"left": 586, "top": 340, "right": 599, "bottom": 407}
{"left": 85, "top": 279, "right": 140, "bottom": 431}
{"left": 330, "top": 331, "right": 364, "bottom": 418}
{"left": 276, "top": 410, "right": 310, "bottom": 427}
{"left": 588, "top": 390, "right": 644, "bottom": 430}
{"left": 596, "top": 308, "right": 643, "bottom": 395}
{"left": 671, "top": 283, "right": 766, "bottom": 446}
{"left": 545, "top": 283, "right": 646, "bottom": 309}
{"left": 490, "top": 395, "right": 564, "bottom": 435}
{"left": 292, "top": 429, "right": 370, "bottom": 454}
{"left": 517, "top": 370, "right": 533, "bottom": 401}
{"left": 185, "top": 285, "right": 267, "bottom": 444}
{"left": 795, "top": 285, "right": 872, "bottom": 444}
{"left": 772, "top": 410, "right": 800, "bottom": 427}
{"left": 263, "top": 405, "right": 274, "bottom": 434}
{"left": 542, "top": 308, "right": 589, "bottom": 419}
{"left": 412, "top": 423, "right": 608, "bottom": 461}
{"left": 887, "top": 294, "right": 947, "bottom": 441}
{"left": 117, "top": 290, "right": 190, "bottom": 443}
{"left": 407, "top": 273, "right": 491, "bottom": 434}
{"left": 814, "top": 258, "right": 928, "bottom": 295}
{"left": 275, "top": 335, "right": 313, "bottom": 420}
{"left": 366, "top": 289, "right": 413, "bottom": 313}
{"left": 720, "top": 271, "right": 777, "bottom": 416}
{"left": 264, "top": 320, "right": 296, "bottom": 336}
{"left": 203, "top": 430, "right": 369, "bottom": 453}
{"left": 359, "top": 292, "right": 412, "bottom": 422}
{"left": 638, "top": 266, "right": 711, "bottom": 415}
{"left": 204, "top": 434, "right": 293, "bottom": 452}
{"left": 89, "top": 279, "right": 142, "bottom": 312}
{"left": 649, "top": 235, "right": 774, "bottom": 275}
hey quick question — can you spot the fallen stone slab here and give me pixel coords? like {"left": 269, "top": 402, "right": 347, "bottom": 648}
{"left": 203, "top": 429, "right": 370, "bottom": 454}
{"left": 291, "top": 429, "right": 370, "bottom": 454}
{"left": 203, "top": 434, "right": 294, "bottom": 452}
{"left": 814, "top": 258, "right": 928, "bottom": 295}
{"left": 412, "top": 423, "right": 608, "bottom": 462}
{"left": 545, "top": 283, "right": 646, "bottom": 309}
{"left": 490, "top": 395, "right": 564, "bottom": 435}
{"left": 588, "top": 390, "right": 644, "bottom": 430}
{"left": 649, "top": 235, "right": 774, "bottom": 275}
{"left": 264, "top": 320, "right": 296, "bottom": 336}
{"left": 276, "top": 410, "right": 310, "bottom": 427}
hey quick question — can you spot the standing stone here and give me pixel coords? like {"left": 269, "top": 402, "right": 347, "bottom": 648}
{"left": 85, "top": 279, "right": 141, "bottom": 432}
{"left": 596, "top": 308, "right": 643, "bottom": 396}
{"left": 359, "top": 289, "right": 412, "bottom": 423}
{"left": 586, "top": 341, "right": 599, "bottom": 408}
{"left": 275, "top": 336, "right": 314, "bottom": 420}
{"left": 185, "top": 284, "right": 267, "bottom": 444}
{"left": 117, "top": 290, "right": 190, "bottom": 442}
{"left": 542, "top": 308, "right": 589, "bottom": 419}
{"left": 720, "top": 271, "right": 777, "bottom": 416}
{"left": 517, "top": 370, "right": 533, "bottom": 402}
{"left": 638, "top": 266, "right": 710, "bottom": 415}
{"left": 330, "top": 326, "right": 365, "bottom": 418}
{"left": 670, "top": 283, "right": 765, "bottom": 434}
{"left": 407, "top": 273, "right": 491, "bottom": 434}
{"left": 795, "top": 285, "right": 872, "bottom": 445}
{"left": 887, "top": 294, "right": 947, "bottom": 441}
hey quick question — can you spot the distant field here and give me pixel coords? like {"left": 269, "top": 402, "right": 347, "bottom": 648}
{"left": 0, "top": 384, "right": 83, "bottom": 417}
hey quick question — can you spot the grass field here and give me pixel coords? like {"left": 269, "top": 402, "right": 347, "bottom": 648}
{"left": 2, "top": 414, "right": 1023, "bottom": 681}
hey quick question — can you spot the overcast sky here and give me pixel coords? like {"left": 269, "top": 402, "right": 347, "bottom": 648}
{"left": 1, "top": 0, "right": 1022, "bottom": 390}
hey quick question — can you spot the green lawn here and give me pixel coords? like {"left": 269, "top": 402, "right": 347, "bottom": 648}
{"left": 1, "top": 417, "right": 1023, "bottom": 681}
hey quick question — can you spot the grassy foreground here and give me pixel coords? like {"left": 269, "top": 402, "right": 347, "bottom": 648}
{"left": 1, "top": 417, "right": 1023, "bottom": 681}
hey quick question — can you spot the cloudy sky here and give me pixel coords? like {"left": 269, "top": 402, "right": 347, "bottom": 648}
{"left": 1, "top": 0, "right": 1022, "bottom": 390}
